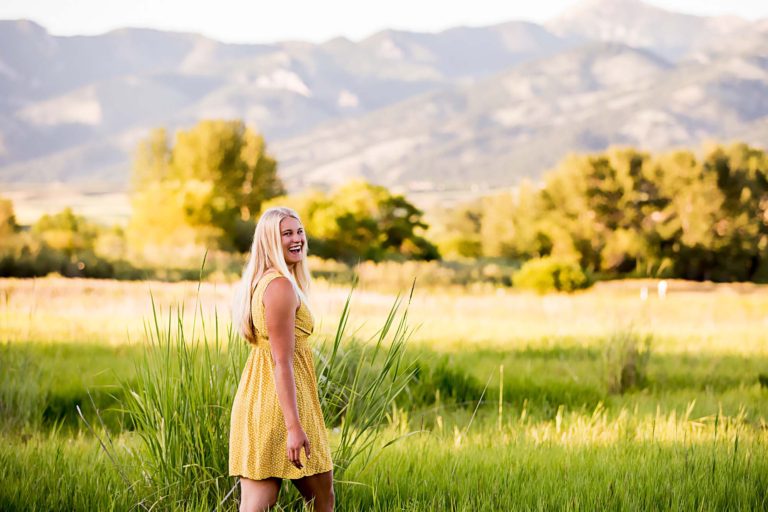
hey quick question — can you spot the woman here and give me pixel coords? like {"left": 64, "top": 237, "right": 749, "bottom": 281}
{"left": 230, "top": 207, "right": 334, "bottom": 512}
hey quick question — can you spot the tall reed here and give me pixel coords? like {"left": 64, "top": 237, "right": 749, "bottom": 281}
{"left": 117, "top": 280, "right": 417, "bottom": 509}
{"left": 0, "top": 342, "right": 45, "bottom": 431}
{"left": 602, "top": 328, "right": 652, "bottom": 394}
{"left": 120, "top": 294, "right": 246, "bottom": 509}
{"left": 315, "top": 282, "right": 419, "bottom": 481}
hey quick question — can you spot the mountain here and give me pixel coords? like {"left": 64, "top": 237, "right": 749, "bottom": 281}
{"left": 0, "top": 19, "right": 570, "bottom": 185}
{"left": 273, "top": 43, "right": 675, "bottom": 190}
{"left": 547, "top": 0, "right": 751, "bottom": 61}
{"left": 1, "top": 0, "right": 767, "bottom": 197}
{"left": 274, "top": 38, "right": 768, "bottom": 192}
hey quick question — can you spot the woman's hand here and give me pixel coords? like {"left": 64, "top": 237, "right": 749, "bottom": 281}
{"left": 286, "top": 425, "right": 311, "bottom": 469}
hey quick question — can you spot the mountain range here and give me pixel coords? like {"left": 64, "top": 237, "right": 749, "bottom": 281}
{"left": 1, "top": 0, "right": 767, "bottom": 198}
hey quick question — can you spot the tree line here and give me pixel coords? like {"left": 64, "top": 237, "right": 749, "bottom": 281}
{"left": 1, "top": 119, "right": 766, "bottom": 286}
{"left": 435, "top": 143, "right": 768, "bottom": 282}
{"left": 0, "top": 120, "right": 437, "bottom": 279}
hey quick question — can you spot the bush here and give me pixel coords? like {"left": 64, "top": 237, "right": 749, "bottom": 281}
{"left": 602, "top": 330, "right": 652, "bottom": 394}
{"left": 512, "top": 257, "right": 591, "bottom": 293}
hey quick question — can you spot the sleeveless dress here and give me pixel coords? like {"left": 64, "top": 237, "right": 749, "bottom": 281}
{"left": 229, "top": 272, "right": 333, "bottom": 480}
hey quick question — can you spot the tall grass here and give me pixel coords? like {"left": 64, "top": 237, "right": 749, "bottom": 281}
{"left": 118, "top": 296, "right": 244, "bottom": 509}
{"left": 0, "top": 432, "right": 135, "bottom": 512}
{"left": 340, "top": 428, "right": 768, "bottom": 511}
{"left": 602, "top": 329, "right": 652, "bottom": 394}
{"left": 115, "top": 282, "right": 417, "bottom": 509}
{"left": 0, "top": 342, "right": 45, "bottom": 431}
{"left": 315, "top": 283, "right": 419, "bottom": 482}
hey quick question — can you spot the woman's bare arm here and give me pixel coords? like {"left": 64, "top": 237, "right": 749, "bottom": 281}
{"left": 263, "top": 276, "right": 310, "bottom": 468}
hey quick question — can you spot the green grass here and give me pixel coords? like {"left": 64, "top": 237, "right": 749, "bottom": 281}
{"left": 0, "top": 432, "right": 135, "bottom": 512}
{"left": 2, "top": 278, "right": 768, "bottom": 511}
{"left": 2, "top": 334, "right": 767, "bottom": 511}
{"left": 2, "top": 406, "right": 766, "bottom": 511}
{"left": 5, "top": 338, "right": 766, "bottom": 438}
{"left": 0, "top": 341, "right": 140, "bottom": 433}
{"left": 341, "top": 433, "right": 768, "bottom": 511}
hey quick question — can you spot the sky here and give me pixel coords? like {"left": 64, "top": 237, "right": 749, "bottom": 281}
{"left": 1, "top": 0, "right": 767, "bottom": 44}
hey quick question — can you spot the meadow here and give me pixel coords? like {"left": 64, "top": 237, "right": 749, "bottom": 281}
{"left": 1, "top": 276, "right": 767, "bottom": 511}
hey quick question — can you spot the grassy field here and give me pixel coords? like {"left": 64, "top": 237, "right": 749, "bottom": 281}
{"left": 1, "top": 276, "right": 767, "bottom": 510}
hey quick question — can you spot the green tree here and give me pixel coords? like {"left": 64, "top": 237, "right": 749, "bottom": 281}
{"left": 262, "top": 180, "right": 438, "bottom": 262}
{"left": 479, "top": 191, "right": 517, "bottom": 258}
{"left": 32, "top": 208, "right": 99, "bottom": 256}
{"left": 700, "top": 143, "right": 768, "bottom": 280}
{"left": 429, "top": 200, "right": 483, "bottom": 259}
{"left": 0, "top": 197, "right": 17, "bottom": 242}
{"left": 500, "top": 143, "right": 768, "bottom": 282}
{"left": 128, "top": 120, "right": 283, "bottom": 255}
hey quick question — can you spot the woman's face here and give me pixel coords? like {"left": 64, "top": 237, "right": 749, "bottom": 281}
{"left": 279, "top": 216, "right": 307, "bottom": 266}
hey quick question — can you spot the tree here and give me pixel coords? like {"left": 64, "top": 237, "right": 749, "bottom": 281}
{"left": 128, "top": 120, "right": 283, "bottom": 256}
{"left": 0, "top": 197, "right": 17, "bottom": 242}
{"left": 429, "top": 200, "right": 483, "bottom": 259}
{"left": 430, "top": 142, "right": 767, "bottom": 282}
{"left": 700, "top": 143, "right": 768, "bottom": 280}
{"left": 262, "top": 180, "right": 439, "bottom": 263}
{"left": 32, "top": 207, "right": 99, "bottom": 256}
{"left": 479, "top": 191, "right": 516, "bottom": 258}
{"left": 497, "top": 143, "right": 768, "bottom": 282}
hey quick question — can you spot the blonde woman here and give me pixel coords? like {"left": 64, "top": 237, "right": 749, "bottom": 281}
{"left": 229, "top": 207, "right": 334, "bottom": 512}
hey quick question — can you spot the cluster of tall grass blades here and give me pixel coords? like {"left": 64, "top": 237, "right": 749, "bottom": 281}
{"left": 79, "top": 279, "right": 419, "bottom": 510}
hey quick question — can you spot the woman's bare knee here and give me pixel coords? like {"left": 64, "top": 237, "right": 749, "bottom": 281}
{"left": 240, "top": 496, "right": 277, "bottom": 512}
{"left": 239, "top": 477, "right": 280, "bottom": 512}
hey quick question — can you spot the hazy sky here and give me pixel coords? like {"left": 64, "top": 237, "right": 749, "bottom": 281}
{"left": 2, "top": 0, "right": 767, "bottom": 44}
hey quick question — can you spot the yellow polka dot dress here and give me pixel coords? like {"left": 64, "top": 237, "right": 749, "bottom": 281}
{"left": 229, "top": 272, "right": 333, "bottom": 480}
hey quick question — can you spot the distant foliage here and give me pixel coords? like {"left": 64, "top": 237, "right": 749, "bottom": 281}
{"left": 0, "top": 204, "right": 134, "bottom": 278}
{"left": 262, "top": 180, "right": 439, "bottom": 263}
{"left": 512, "top": 257, "right": 590, "bottom": 294}
{"left": 4, "top": 140, "right": 768, "bottom": 284}
{"left": 128, "top": 121, "right": 283, "bottom": 260}
{"left": 0, "top": 198, "right": 17, "bottom": 240}
{"left": 32, "top": 208, "right": 99, "bottom": 256}
{"left": 436, "top": 143, "right": 768, "bottom": 283}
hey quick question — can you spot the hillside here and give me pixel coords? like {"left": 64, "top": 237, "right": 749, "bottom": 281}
{"left": 0, "top": 0, "right": 766, "bottom": 196}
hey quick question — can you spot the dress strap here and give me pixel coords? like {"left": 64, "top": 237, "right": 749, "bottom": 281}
{"left": 255, "top": 271, "right": 283, "bottom": 294}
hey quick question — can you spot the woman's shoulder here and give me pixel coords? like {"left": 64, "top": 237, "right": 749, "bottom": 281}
{"left": 252, "top": 271, "right": 283, "bottom": 305}
{"left": 261, "top": 273, "right": 298, "bottom": 309}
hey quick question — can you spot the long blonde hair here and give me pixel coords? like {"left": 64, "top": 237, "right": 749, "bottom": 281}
{"left": 232, "top": 206, "right": 313, "bottom": 342}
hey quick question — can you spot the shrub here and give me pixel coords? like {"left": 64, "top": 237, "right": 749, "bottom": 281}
{"left": 512, "top": 257, "right": 590, "bottom": 293}
{"left": 602, "top": 330, "right": 652, "bottom": 394}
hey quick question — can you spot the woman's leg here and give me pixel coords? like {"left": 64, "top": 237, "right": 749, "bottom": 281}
{"left": 291, "top": 470, "right": 334, "bottom": 512}
{"left": 238, "top": 476, "right": 281, "bottom": 512}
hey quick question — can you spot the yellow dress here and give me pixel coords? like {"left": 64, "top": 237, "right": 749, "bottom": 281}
{"left": 229, "top": 272, "right": 333, "bottom": 480}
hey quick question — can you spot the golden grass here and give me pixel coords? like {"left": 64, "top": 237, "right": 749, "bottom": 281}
{"left": 2, "top": 277, "right": 767, "bottom": 356}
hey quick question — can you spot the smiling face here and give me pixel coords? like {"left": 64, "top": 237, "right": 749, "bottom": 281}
{"left": 279, "top": 216, "right": 307, "bottom": 267}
